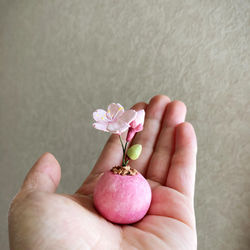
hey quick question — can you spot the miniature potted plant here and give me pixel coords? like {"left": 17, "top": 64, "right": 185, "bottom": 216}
{"left": 92, "top": 103, "right": 152, "bottom": 224}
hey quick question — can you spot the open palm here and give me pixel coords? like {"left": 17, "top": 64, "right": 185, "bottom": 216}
{"left": 9, "top": 95, "right": 197, "bottom": 250}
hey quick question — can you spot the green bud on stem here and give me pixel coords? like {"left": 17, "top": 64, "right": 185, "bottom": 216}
{"left": 127, "top": 144, "right": 142, "bottom": 160}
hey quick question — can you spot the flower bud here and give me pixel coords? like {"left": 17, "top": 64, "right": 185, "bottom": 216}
{"left": 127, "top": 144, "right": 142, "bottom": 160}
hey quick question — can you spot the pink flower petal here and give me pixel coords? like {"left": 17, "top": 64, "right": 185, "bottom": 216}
{"left": 120, "top": 110, "right": 137, "bottom": 124}
{"left": 107, "top": 103, "right": 124, "bottom": 119}
{"left": 131, "top": 110, "right": 145, "bottom": 128}
{"left": 93, "top": 123, "right": 108, "bottom": 132}
{"left": 136, "top": 110, "right": 145, "bottom": 124}
{"left": 107, "top": 120, "right": 130, "bottom": 134}
{"left": 93, "top": 109, "right": 109, "bottom": 123}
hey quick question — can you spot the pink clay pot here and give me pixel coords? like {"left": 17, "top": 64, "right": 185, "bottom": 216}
{"left": 94, "top": 170, "right": 152, "bottom": 224}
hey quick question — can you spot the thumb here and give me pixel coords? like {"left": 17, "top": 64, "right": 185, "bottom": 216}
{"left": 21, "top": 152, "right": 61, "bottom": 194}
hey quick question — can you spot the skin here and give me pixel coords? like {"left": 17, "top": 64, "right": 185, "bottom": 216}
{"left": 8, "top": 95, "right": 198, "bottom": 250}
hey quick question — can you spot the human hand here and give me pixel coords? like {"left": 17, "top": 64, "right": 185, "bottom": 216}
{"left": 8, "top": 95, "right": 197, "bottom": 249}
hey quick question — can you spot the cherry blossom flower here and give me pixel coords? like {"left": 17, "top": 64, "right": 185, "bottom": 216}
{"left": 93, "top": 103, "right": 137, "bottom": 135}
{"left": 126, "top": 109, "right": 145, "bottom": 142}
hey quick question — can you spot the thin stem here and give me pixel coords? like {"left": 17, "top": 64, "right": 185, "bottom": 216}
{"left": 119, "top": 135, "right": 129, "bottom": 166}
{"left": 124, "top": 141, "right": 130, "bottom": 166}
{"left": 124, "top": 141, "right": 128, "bottom": 152}
{"left": 119, "top": 135, "right": 125, "bottom": 151}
